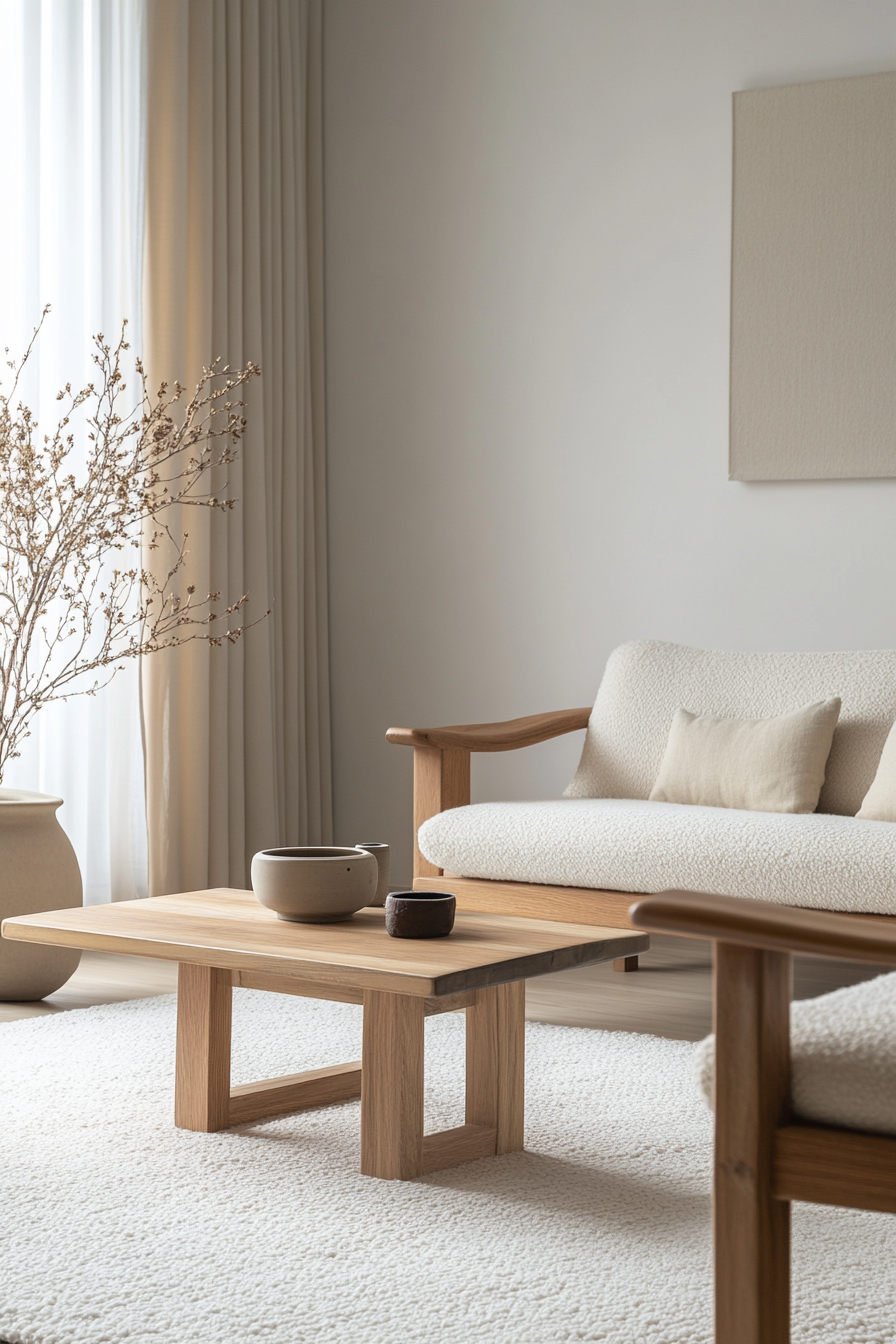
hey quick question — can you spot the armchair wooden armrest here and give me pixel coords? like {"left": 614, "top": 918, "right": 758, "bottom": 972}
{"left": 630, "top": 888, "right": 896, "bottom": 1342}
{"left": 629, "top": 889, "right": 896, "bottom": 965}
{"left": 386, "top": 707, "right": 591, "bottom": 879}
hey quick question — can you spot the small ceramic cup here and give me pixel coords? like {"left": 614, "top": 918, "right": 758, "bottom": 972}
{"left": 354, "top": 842, "right": 390, "bottom": 907}
{"left": 385, "top": 891, "right": 456, "bottom": 939}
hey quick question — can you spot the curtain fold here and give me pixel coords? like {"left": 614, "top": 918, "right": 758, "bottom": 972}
{"left": 0, "top": 0, "right": 148, "bottom": 904}
{"left": 143, "top": 0, "right": 332, "bottom": 895}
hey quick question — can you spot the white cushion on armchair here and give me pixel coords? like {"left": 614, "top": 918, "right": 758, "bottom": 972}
{"left": 695, "top": 971, "right": 896, "bottom": 1136}
{"left": 417, "top": 798, "right": 896, "bottom": 915}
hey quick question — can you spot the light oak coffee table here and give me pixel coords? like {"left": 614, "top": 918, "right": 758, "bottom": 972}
{"left": 2, "top": 889, "right": 647, "bottom": 1180}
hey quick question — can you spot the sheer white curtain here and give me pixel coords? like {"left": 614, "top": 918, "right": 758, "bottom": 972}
{"left": 0, "top": 0, "right": 148, "bottom": 903}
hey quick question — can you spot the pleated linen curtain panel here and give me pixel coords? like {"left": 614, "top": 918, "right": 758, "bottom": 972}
{"left": 142, "top": 0, "right": 332, "bottom": 895}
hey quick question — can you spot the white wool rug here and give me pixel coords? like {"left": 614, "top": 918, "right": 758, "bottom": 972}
{"left": 2, "top": 992, "right": 895, "bottom": 1344}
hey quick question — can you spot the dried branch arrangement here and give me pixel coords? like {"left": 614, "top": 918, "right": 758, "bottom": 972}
{"left": 0, "top": 310, "right": 262, "bottom": 778}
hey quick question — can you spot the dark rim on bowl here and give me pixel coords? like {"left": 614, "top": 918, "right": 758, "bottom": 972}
{"left": 258, "top": 846, "right": 366, "bottom": 860}
{"left": 386, "top": 890, "right": 455, "bottom": 902}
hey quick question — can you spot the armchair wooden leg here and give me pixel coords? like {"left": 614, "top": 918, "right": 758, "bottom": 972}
{"left": 714, "top": 942, "right": 792, "bottom": 1344}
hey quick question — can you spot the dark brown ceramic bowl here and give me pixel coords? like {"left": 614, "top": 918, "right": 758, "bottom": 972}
{"left": 385, "top": 891, "right": 456, "bottom": 939}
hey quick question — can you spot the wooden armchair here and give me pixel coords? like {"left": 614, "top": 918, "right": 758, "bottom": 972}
{"left": 387, "top": 708, "right": 643, "bottom": 969}
{"left": 629, "top": 890, "right": 896, "bottom": 1344}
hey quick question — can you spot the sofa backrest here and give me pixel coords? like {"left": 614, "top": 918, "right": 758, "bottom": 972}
{"left": 565, "top": 640, "right": 896, "bottom": 816}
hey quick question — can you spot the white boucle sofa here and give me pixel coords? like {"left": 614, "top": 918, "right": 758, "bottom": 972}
{"left": 387, "top": 641, "right": 896, "bottom": 947}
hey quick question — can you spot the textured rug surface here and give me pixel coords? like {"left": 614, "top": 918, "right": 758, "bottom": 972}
{"left": 2, "top": 991, "right": 895, "bottom": 1344}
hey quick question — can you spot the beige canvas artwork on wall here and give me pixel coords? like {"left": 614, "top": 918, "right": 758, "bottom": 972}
{"left": 730, "top": 70, "right": 896, "bottom": 481}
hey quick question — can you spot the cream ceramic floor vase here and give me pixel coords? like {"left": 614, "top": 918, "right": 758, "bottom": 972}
{"left": 0, "top": 789, "right": 81, "bottom": 1001}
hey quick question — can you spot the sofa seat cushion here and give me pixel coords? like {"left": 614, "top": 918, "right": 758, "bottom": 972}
{"left": 417, "top": 798, "right": 896, "bottom": 914}
{"left": 695, "top": 972, "right": 896, "bottom": 1135}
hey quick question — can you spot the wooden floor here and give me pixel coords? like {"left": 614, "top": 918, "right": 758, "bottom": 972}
{"left": 527, "top": 935, "right": 892, "bottom": 1040}
{"left": 2, "top": 935, "right": 891, "bottom": 1039}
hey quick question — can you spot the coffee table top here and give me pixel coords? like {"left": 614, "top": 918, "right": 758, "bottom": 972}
{"left": 2, "top": 888, "right": 648, "bottom": 997}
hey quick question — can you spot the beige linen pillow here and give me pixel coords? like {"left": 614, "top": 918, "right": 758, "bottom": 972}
{"left": 649, "top": 698, "right": 841, "bottom": 814}
{"left": 857, "top": 719, "right": 896, "bottom": 821}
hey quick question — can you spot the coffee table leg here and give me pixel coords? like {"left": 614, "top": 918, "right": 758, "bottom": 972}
{"left": 175, "top": 963, "right": 232, "bottom": 1132}
{"left": 361, "top": 990, "right": 425, "bottom": 1179}
{"left": 465, "top": 981, "right": 525, "bottom": 1155}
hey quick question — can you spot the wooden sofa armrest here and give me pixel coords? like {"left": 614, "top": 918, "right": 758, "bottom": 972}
{"left": 629, "top": 889, "right": 896, "bottom": 966}
{"left": 386, "top": 707, "right": 590, "bottom": 880}
{"left": 386, "top": 706, "right": 591, "bottom": 753}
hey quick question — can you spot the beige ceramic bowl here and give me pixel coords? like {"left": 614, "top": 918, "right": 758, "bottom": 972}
{"left": 250, "top": 846, "right": 378, "bottom": 923}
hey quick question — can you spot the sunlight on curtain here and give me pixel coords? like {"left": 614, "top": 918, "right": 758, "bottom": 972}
{"left": 0, "top": 0, "right": 148, "bottom": 903}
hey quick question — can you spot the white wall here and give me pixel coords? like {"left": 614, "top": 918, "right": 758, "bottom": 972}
{"left": 323, "top": 0, "right": 896, "bottom": 884}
